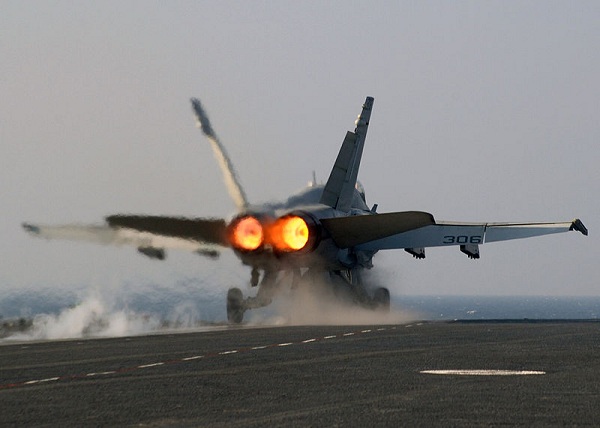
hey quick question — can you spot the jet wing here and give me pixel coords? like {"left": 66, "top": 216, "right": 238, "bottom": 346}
{"left": 105, "top": 215, "right": 228, "bottom": 245}
{"left": 355, "top": 218, "right": 587, "bottom": 257}
{"left": 22, "top": 215, "right": 229, "bottom": 260}
{"left": 321, "top": 211, "right": 435, "bottom": 248}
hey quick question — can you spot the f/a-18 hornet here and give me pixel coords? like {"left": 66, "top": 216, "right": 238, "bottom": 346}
{"left": 23, "top": 97, "right": 588, "bottom": 323}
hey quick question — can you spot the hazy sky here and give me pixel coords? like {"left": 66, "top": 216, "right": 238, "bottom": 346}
{"left": 2, "top": 1, "right": 598, "bottom": 301}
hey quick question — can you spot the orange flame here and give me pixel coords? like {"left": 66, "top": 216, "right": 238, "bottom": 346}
{"left": 230, "top": 216, "right": 264, "bottom": 251}
{"left": 270, "top": 216, "right": 310, "bottom": 252}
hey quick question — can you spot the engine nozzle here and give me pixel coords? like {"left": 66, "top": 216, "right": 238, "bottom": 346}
{"left": 227, "top": 213, "right": 319, "bottom": 254}
{"left": 228, "top": 216, "right": 264, "bottom": 251}
{"left": 270, "top": 215, "right": 310, "bottom": 252}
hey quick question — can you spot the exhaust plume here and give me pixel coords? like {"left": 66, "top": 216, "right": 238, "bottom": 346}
{"left": 191, "top": 98, "right": 248, "bottom": 211}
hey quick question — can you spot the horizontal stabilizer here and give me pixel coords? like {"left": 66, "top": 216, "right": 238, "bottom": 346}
{"left": 321, "top": 211, "right": 435, "bottom": 248}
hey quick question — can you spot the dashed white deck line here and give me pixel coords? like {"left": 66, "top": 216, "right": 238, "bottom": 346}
{"left": 420, "top": 370, "right": 546, "bottom": 376}
{"left": 86, "top": 371, "right": 116, "bottom": 377}
{"left": 25, "top": 377, "right": 59, "bottom": 385}
{"left": 182, "top": 356, "right": 203, "bottom": 361}
{"left": 138, "top": 362, "right": 164, "bottom": 368}
{"left": 2, "top": 323, "right": 409, "bottom": 390}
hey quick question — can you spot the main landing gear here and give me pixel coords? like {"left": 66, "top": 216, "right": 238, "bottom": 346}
{"left": 226, "top": 270, "right": 279, "bottom": 324}
{"left": 373, "top": 287, "right": 391, "bottom": 312}
{"left": 226, "top": 268, "right": 391, "bottom": 324}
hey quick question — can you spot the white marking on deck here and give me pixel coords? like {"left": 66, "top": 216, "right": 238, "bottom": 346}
{"left": 138, "top": 362, "right": 164, "bottom": 368}
{"left": 25, "top": 377, "right": 59, "bottom": 384}
{"left": 420, "top": 370, "right": 546, "bottom": 376}
{"left": 86, "top": 371, "right": 116, "bottom": 376}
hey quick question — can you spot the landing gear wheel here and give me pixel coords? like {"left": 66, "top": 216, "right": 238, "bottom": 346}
{"left": 373, "top": 287, "right": 390, "bottom": 312}
{"left": 227, "top": 288, "right": 245, "bottom": 324}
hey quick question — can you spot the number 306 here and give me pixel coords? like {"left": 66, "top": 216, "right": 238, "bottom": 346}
{"left": 442, "top": 236, "right": 482, "bottom": 244}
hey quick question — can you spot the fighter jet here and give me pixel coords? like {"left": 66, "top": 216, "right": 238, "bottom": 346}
{"left": 23, "top": 97, "right": 588, "bottom": 323}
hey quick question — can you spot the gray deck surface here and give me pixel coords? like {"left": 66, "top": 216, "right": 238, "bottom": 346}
{"left": 1, "top": 321, "right": 598, "bottom": 426}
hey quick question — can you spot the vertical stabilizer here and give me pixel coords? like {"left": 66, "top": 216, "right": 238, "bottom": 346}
{"left": 191, "top": 98, "right": 249, "bottom": 211}
{"left": 320, "top": 97, "right": 374, "bottom": 212}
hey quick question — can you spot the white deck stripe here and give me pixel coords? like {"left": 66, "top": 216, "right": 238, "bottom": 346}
{"left": 138, "top": 363, "right": 164, "bottom": 368}
{"left": 420, "top": 370, "right": 546, "bottom": 376}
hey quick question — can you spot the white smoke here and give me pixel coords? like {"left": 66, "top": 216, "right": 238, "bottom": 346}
{"left": 166, "top": 301, "right": 203, "bottom": 328}
{"left": 7, "top": 295, "right": 161, "bottom": 341}
{"left": 272, "top": 288, "right": 417, "bottom": 326}
{"left": 244, "top": 271, "right": 419, "bottom": 326}
{"left": 1, "top": 275, "right": 231, "bottom": 341}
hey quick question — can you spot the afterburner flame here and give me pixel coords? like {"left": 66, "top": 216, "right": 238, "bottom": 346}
{"left": 271, "top": 216, "right": 310, "bottom": 252}
{"left": 228, "top": 214, "right": 313, "bottom": 253}
{"left": 230, "top": 216, "right": 264, "bottom": 251}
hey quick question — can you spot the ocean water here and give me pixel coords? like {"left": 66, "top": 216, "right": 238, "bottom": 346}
{"left": 398, "top": 295, "right": 600, "bottom": 320}
{"left": 1, "top": 288, "right": 599, "bottom": 341}
{"left": 1, "top": 289, "right": 599, "bottom": 323}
